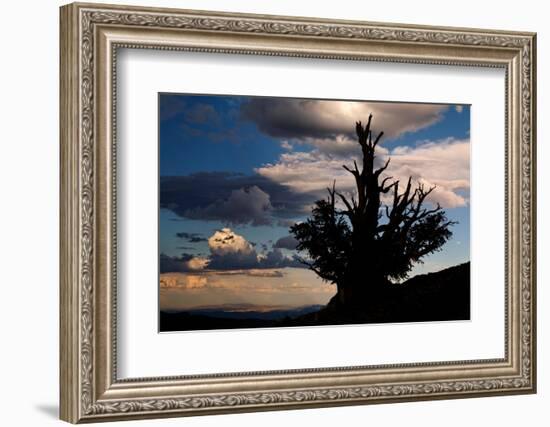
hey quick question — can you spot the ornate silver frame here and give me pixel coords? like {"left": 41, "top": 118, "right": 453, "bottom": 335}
{"left": 60, "top": 2, "right": 537, "bottom": 423}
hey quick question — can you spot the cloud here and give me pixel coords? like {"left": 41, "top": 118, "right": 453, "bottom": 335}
{"left": 216, "top": 269, "right": 285, "bottom": 278}
{"left": 185, "top": 186, "right": 273, "bottom": 226}
{"left": 273, "top": 235, "right": 299, "bottom": 250}
{"left": 279, "top": 134, "right": 381, "bottom": 159}
{"left": 241, "top": 98, "right": 448, "bottom": 140}
{"left": 160, "top": 275, "right": 207, "bottom": 289}
{"left": 160, "top": 228, "right": 303, "bottom": 273}
{"left": 160, "top": 253, "right": 209, "bottom": 274}
{"left": 258, "top": 248, "right": 302, "bottom": 268}
{"left": 160, "top": 271, "right": 333, "bottom": 294}
{"left": 280, "top": 140, "right": 293, "bottom": 151}
{"left": 160, "top": 101, "right": 468, "bottom": 227}
{"left": 160, "top": 253, "right": 191, "bottom": 273}
{"left": 386, "top": 138, "right": 470, "bottom": 208}
{"left": 161, "top": 139, "right": 468, "bottom": 233}
{"left": 295, "top": 135, "right": 368, "bottom": 158}
{"left": 256, "top": 138, "right": 470, "bottom": 209}
{"left": 160, "top": 269, "right": 287, "bottom": 290}
{"left": 159, "top": 268, "right": 336, "bottom": 312}
{"left": 187, "top": 257, "right": 210, "bottom": 271}
{"left": 160, "top": 172, "right": 315, "bottom": 223}
{"left": 175, "top": 232, "right": 207, "bottom": 243}
{"left": 207, "top": 228, "right": 259, "bottom": 269}
{"left": 208, "top": 228, "right": 255, "bottom": 254}
{"left": 208, "top": 228, "right": 302, "bottom": 270}
{"left": 256, "top": 150, "right": 356, "bottom": 197}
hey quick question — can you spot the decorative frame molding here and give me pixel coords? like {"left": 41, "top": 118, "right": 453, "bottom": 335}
{"left": 60, "top": 2, "right": 536, "bottom": 423}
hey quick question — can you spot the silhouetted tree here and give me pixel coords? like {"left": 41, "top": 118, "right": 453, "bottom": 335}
{"left": 291, "top": 114, "right": 455, "bottom": 309}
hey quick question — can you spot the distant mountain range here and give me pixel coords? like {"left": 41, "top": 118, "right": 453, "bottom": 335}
{"left": 160, "top": 262, "right": 470, "bottom": 332}
{"left": 160, "top": 304, "right": 323, "bottom": 332}
{"left": 176, "top": 304, "right": 323, "bottom": 321}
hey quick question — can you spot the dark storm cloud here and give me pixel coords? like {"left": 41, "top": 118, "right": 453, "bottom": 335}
{"left": 159, "top": 253, "right": 194, "bottom": 273}
{"left": 160, "top": 172, "right": 315, "bottom": 225}
{"left": 258, "top": 248, "right": 302, "bottom": 269}
{"left": 240, "top": 98, "right": 340, "bottom": 139}
{"left": 215, "top": 270, "right": 285, "bottom": 278}
{"left": 206, "top": 248, "right": 302, "bottom": 271}
{"left": 240, "top": 97, "right": 448, "bottom": 140}
{"left": 175, "top": 232, "right": 207, "bottom": 243}
{"left": 207, "top": 250, "right": 258, "bottom": 270}
{"left": 160, "top": 248, "right": 302, "bottom": 273}
{"left": 273, "top": 235, "right": 299, "bottom": 250}
{"left": 185, "top": 186, "right": 273, "bottom": 226}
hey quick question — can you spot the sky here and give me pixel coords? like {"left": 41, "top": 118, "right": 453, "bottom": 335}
{"left": 158, "top": 93, "right": 470, "bottom": 311}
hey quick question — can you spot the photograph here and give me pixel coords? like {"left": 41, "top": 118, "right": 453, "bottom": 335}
{"left": 57, "top": 3, "right": 536, "bottom": 422}
{"left": 158, "top": 94, "right": 471, "bottom": 332}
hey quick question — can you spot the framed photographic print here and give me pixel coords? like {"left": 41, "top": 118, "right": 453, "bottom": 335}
{"left": 60, "top": 2, "right": 537, "bottom": 423}
{"left": 158, "top": 94, "right": 471, "bottom": 332}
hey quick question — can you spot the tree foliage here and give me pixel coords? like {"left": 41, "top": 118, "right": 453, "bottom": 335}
{"left": 291, "top": 114, "right": 455, "bottom": 306}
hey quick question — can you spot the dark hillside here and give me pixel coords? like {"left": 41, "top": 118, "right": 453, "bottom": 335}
{"left": 283, "top": 262, "right": 470, "bottom": 326}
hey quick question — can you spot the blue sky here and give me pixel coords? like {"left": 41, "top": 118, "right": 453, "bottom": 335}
{"left": 160, "top": 95, "right": 287, "bottom": 176}
{"left": 158, "top": 93, "right": 470, "bottom": 309}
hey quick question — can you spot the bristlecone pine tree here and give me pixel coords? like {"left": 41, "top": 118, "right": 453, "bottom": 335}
{"left": 291, "top": 114, "right": 455, "bottom": 311}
